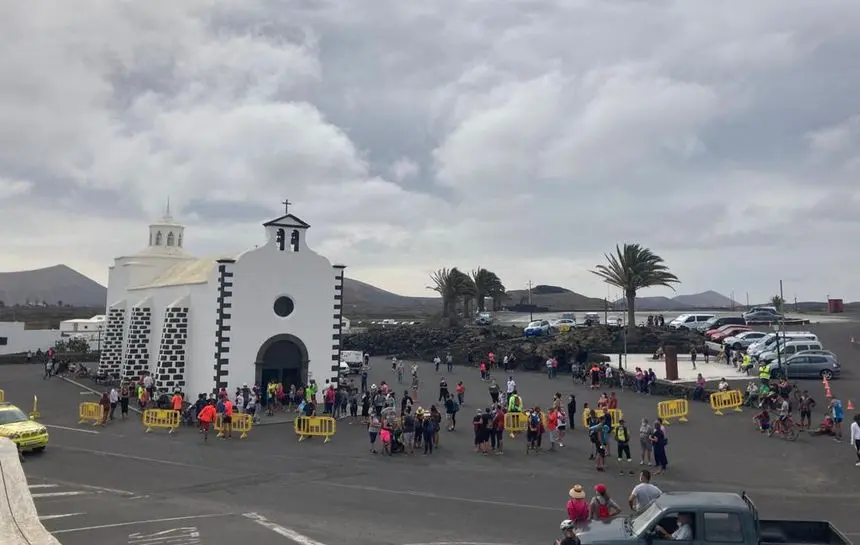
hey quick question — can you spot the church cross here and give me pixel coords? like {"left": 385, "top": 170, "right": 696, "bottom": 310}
{"left": 281, "top": 199, "right": 292, "bottom": 214}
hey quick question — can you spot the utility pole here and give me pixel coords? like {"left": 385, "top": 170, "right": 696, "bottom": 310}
{"left": 528, "top": 280, "right": 533, "bottom": 322}
{"left": 731, "top": 290, "right": 735, "bottom": 311}
{"left": 746, "top": 292, "right": 749, "bottom": 309}
{"left": 778, "top": 280, "right": 786, "bottom": 374}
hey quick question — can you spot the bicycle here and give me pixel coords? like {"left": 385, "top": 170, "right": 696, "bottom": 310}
{"left": 768, "top": 415, "right": 798, "bottom": 441}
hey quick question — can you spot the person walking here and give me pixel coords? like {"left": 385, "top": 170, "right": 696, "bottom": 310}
{"left": 651, "top": 421, "right": 668, "bottom": 474}
{"left": 639, "top": 418, "right": 653, "bottom": 466}
{"left": 850, "top": 414, "right": 860, "bottom": 467}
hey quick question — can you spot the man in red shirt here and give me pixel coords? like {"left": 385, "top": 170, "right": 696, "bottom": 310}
{"left": 221, "top": 397, "right": 234, "bottom": 439}
{"left": 197, "top": 401, "right": 216, "bottom": 442}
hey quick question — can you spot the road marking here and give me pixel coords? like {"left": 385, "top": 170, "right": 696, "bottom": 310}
{"left": 29, "top": 484, "right": 59, "bottom": 489}
{"left": 76, "top": 483, "right": 136, "bottom": 495}
{"left": 51, "top": 445, "right": 200, "bottom": 468}
{"left": 318, "top": 482, "right": 557, "bottom": 511}
{"left": 129, "top": 527, "right": 201, "bottom": 544}
{"left": 243, "top": 513, "right": 328, "bottom": 545}
{"left": 46, "top": 424, "right": 100, "bottom": 434}
{"left": 40, "top": 513, "right": 85, "bottom": 521}
{"left": 32, "top": 491, "right": 90, "bottom": 498}
{"left": 51, "top": 513, "right": 232, "bottom": 535}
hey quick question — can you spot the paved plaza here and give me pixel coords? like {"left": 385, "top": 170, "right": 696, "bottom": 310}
{"left": 1, "top": 325, "right": 859, "bottom": 545}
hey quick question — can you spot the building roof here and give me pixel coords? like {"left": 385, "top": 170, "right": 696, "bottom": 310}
{"left": 263, "top": 213, "right": 310, "bottom": 229}
{"left": 61, "top": 315, "right": 106, "bottom": 324}
{"left": 128, "top": 258, "right": 222, "bottom": 290}
{"left": 133, "top": 245, "right": 190, "bottom": 257}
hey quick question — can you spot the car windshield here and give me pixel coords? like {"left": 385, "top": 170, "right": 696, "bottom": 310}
{"left": 527, "top": 321, "right": 542, "bottom": 328}
{"left": 0, "top": 408, "right": 29, "bottom": 425}
{"left": 704, "top": 317, "right": 719, "bottom": 326}
{"left": 630, "top": 502, "right": 663, "bottom": 534}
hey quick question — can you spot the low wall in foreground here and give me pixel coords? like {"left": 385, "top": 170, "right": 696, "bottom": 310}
{"left": 0, "top": 438, "right": 61, "bottom": 545}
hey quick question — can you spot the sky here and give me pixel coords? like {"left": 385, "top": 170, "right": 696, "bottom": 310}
{"left": 1, "top": 1, "right": 859, "bottom": 303}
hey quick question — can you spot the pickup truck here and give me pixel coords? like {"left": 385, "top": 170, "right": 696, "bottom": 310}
{"left": 576, "top": 492, "right": 851, "bottom": 545}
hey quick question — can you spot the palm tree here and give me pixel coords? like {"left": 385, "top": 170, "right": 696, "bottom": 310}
{"left": 427, "top": 268, "right": 470, "bottom": 318}
{"left": 471, "top": 268, "right": 506, "bottom": 311}
{"left": 591, "top": 243, "right": 680, "bottom": 329}
{"left": 455, "top": 270, "right": 478, "bottom": 316}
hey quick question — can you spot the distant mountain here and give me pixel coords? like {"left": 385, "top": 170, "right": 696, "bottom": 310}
{"left": 342, "top": 278, "right": 441, "bottom": 317}
{"left": 617, "top": 290, "right": 742, "bottom": 311}
{"left": 0, "top": 265, "right": 107, "bottom": 307}
{"left": 506, "top": 284, "right": 608, "bottom": 311}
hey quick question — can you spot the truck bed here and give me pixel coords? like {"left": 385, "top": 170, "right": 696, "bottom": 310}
{"left": 760, "top": 520, "right": 852, "bottom": 545}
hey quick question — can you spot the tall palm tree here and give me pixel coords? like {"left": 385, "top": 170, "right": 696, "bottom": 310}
{"left": 471, "top": 268, "right": 506, "bottom": 311}
{"left": 770, "top": 295, "right": 784, "bottom": 312}
{"left": 455, "top": 270, "right": 478, "bottom": 316}
{"left": 427, "top": 267, "right": 469, "bottom": 318}
{"left": 591, "top": 243, "right": 680, "bottom": 329}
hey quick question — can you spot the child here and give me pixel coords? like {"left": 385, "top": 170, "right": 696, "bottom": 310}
{"left": 753, "top": 409, "right": 771, "bottom": 433}
{"left": 380, "top": 427, "right": 393, "bottom": 455}
{"left": 595, "top": 438, "right": 607, "bottom": 472}
{"left": 456, "top": 382, "right": 465, "bottom": 405}
{"left": 809, "top": 415, "right": 835, "bottom": 437}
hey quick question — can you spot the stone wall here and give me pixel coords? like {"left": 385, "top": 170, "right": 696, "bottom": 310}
{"left": 154, "top": 305, "right": 189, "bottom": 392}
{"left": 121, "top": 304, "right": 152, "bottom": 381}
{"left": 97, "top": 304, "right": 126, "bottom": 375}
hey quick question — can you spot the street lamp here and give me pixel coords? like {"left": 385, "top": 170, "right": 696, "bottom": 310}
{"left": 773, "top": 324, "right": 782, "bottom": 377}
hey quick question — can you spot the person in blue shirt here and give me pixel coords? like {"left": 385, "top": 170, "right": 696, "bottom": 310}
{"left": 830, "top": 398, "right": 844, "bottom": 442}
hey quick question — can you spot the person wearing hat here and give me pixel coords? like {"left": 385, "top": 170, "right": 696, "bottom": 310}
{"left": 566, "top": 484, "right": 589, "bottom": 523}
{"left": 589, "top": 484, "right": 621, "bottom": 520}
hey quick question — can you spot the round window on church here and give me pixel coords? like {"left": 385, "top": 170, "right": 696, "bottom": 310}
{"left": 273, "top": 296, "right": 295, "bottom": 318}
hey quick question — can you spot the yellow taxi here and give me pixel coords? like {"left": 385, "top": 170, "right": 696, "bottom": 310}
{"left": 0, "top": 402, "right": 48, "bottom": 452}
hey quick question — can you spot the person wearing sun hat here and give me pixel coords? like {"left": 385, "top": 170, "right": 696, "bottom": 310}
{"left": 566, "top": 484, "right": 589, "bottom": 523}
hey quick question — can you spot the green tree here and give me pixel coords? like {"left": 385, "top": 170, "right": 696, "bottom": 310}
{"left": 471, "top": 267, "right": 506, "bottom": 311}
{"left": 427, "top": 267, "right": 471, "bottom": 318}
{"left": 454, "top": 269, "right": 478, "bottom": 316}
{"left": 591, "top": 243, "right": 680, "bottom": 330}
{"left": 770, "top": 295, "right": 784, "bottom": 312}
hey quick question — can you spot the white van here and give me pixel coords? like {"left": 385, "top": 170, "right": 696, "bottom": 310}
{"left": 759, "top": 339, "right": 824, "bottom": 363}
{"left": 668, "top": 314, "right": 716, "bottom": 331}
{"left": 749, "top": 332, "right": 817, "bottom": 358}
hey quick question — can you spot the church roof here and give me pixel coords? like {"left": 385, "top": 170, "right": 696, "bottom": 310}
{"left": 129, "top": 257, "right": 226, "bottom": 290}
{"left": 263, "top": 213, "right": 310, "bottom": 229}
{"left": 133, "top": 245, "right": 190, "bottom": 258}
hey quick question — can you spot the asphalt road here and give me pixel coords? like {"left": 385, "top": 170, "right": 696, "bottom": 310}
{"left": 1, "top": 322, "right": 858, "bottom": 545}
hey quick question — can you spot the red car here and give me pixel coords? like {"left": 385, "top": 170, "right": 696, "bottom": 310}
{"left": 704, "top": 324, "right": 739, "bottom": 338}
{"left": 710, "top": 326, "right": 751, "bottom": 342}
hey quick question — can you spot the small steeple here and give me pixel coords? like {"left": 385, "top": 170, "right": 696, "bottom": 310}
{"left": 164, "top": 197, "right": 172, "bottom": 221}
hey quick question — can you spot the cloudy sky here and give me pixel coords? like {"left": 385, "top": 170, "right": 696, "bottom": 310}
{"left": 2, "top": 0, "right": 859, "bottom": 302}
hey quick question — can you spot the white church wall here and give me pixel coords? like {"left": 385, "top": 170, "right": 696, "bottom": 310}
{"left": 185, "top": 274, "right": 218, "bottom": 395}
{"left": 225, "top": 231, "right": 337, "bottom": 391}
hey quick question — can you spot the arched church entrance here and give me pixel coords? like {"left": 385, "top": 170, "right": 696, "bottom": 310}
{"left": 255, "top": 334, "right": 309, "bottom": 401}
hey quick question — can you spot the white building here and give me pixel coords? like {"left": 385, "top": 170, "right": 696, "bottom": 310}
{"left": 0, "top": 322, "right": 61, "bottom": 356}
{"left": 59, "top": 315, "right": 106, "bottom": 339}
{"left": 97, "top": 204, "right": 346, "bottom": 395}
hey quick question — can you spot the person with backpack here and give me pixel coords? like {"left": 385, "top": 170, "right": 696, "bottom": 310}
{"left": 444, "top": 394, "right": 459, "bottom": 431}
{"left": 614, "top": 418, "right": 633, "bottom": 474}
{"left": 526, "top": 408, "right": 542, "bottom": 453}
{"left": 589, "top": 484, "right": 621, "bottom": 520}
{"left": 566, "top": 484, "right": 590, "bottom": 524}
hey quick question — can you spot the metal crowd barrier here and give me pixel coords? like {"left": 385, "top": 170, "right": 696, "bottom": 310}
{"left": 142, "top": 409, "right": 180, "bottom": 434}
{"left": 709, "top": 390, "right": 743, "bottom": 415}
{"left": 214, "top": 413, "right": 253, "bottom": 439}
{"left": 657, "top": 399, "right": 689, "bottom": 424}
{"left": 78, "top": 402, "right": 104, "bottom": 425}
{"left": 294, "top": 416, "right": 336, "bottom": 443}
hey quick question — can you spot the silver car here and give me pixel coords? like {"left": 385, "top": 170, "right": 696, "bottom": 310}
{"left": 722, "top": 331, "right": 768, "bottom": 351}
{"left": 767, "top": 354, "right": 840, "bottom": 380}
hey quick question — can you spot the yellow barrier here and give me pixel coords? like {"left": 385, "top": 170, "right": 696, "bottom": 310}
{"left": 709, "top": 390, "right": 743, "bottom": 415}
{"left": 294, "top": 416, "right": 336, "bottom": 443}
{"left": 0, "top": 389, "right": 4, "bottom": 402}
{"left": 505, "top": 411, "right": 528, "bottom": 437}
{"left": 657, "top": 399, "right": 689, "bottom": 424}
{"left": 29, "top": 396, "right": 40, "bottom": 420}
{"left": 214, "top": 413, "right": 253, "bottom": 439}
{"left": 79, "top": 402, "right": 105, "bottom": 425}
{"left": 582, "top": 408, "right": 623, "bottom": 429}
{"left": 142, "top": 409, "right": 180, "bottom": 434}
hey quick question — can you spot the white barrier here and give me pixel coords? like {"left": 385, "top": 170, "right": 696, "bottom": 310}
{"left": 0, "top": 438, "right": 62, "bottom": 545}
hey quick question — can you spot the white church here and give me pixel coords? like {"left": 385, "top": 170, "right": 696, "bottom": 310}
{"left": 97, "top": 203, "right": 346, "bottom": 395}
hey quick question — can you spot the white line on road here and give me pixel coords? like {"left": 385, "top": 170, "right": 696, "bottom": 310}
{"left": 39, "top": 513, "right": 85, "bottom": 521}
{"left": 31, "top": 491, "right": 91, "bottom": 498}
{"left": 51, "top": 513, "right": 233, "bottom": 535}
{"left": 318, "top": 482, "right": 558, "bottom": 511}
{"left": 45, "top": 424, "right": 100, "bottom": 434}
{"left": 51, "top": 444, "right": 200, "bottom": 468}
{"left": 243, "top": 513, "right": 329, "bottom": 545}
{"left": 28, "top": 484, "right": 59, "bottom": 489}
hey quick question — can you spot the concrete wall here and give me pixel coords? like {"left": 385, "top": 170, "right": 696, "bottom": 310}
{"left": 0, "top": 323, "right": 61, "bottom": 355}
{"left": 0, "top": 438, "right": 61, "bottom": 544}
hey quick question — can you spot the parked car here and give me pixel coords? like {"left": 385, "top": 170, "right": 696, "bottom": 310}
{"left": 582, "top": 313, "right": 601, "bottom": 326}
{"left": 743, "top": 310, "right": 783, "bottom": 323}
{"left": 705, "top": 324, "right": 749, "bottom": 340}
{"left": 549, "top": 318, "right": 576, "bottom": 333}
{"left": 575, "top": 491, "right": 851, "bottom": 545}
{"left": 748, "top": 332, "right": 818, "bottom": 358}
{"left": 767, "top": 354, "right": 840, "bottom": 380}
{"left": 605, "top": 316, "right": 624, "bottom": 327}
{"left": 475, "top": 312, "right": 493, "bottom": 325}
{"left": 668, "top": 313, "right": 716, "bottom": 331}
{"left": 723, "top": 331, "right": 769, "bottom": 350}
{"left": 709, "top": 326, "right": 752, "bottom": 342}
{"left": 759, "top": 340, "right": 824, "bottom": 364}
{"left": 523, "top": 320, "right": 551, "bottom": 336}
{"left": 701, "top": 315, "right": 748, "bottom": 332}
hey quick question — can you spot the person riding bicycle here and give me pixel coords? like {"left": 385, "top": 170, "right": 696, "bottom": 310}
{"left": 555, "top": 520, "right": 581, "bottom": 545}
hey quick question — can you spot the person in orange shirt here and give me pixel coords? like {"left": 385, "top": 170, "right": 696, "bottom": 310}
{"left": 547, "top": 407, "right": 559, "bottom": 451}
{"left": 197, "top": 401, "right": 217, "bottom": 442}
{"left": 221, "top": 397, "right": 234, "bottom": 439}
{"left": 171, "top": 391, "right": 184, "bottom": 412}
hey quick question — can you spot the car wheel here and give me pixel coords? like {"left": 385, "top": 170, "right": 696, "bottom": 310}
{"left": 733, "top": 343, "right": 742, "bottom": 350}
{"left": 820, "top": 369, "right": 833, "bottom": 380}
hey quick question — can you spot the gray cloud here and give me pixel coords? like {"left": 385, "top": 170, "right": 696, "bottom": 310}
{"left": 1, "top": 0, "right": 860, "bottom": 302}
